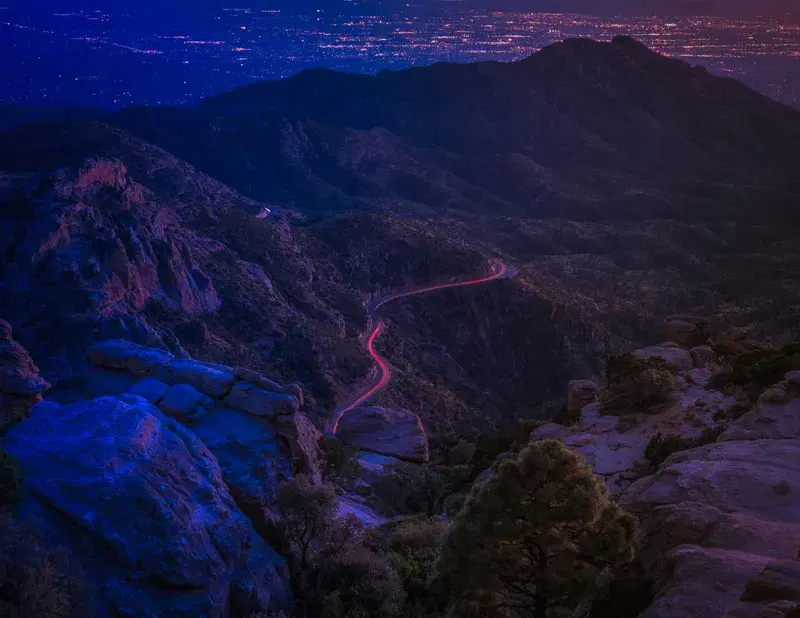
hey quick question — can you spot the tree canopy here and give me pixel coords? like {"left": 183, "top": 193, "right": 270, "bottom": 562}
{"left": 436, "top": 439, "right": 637, "bottom": 618}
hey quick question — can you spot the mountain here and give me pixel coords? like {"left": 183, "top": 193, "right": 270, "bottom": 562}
{"left": 2, "top": 37, "right": 800, "bottom": 434}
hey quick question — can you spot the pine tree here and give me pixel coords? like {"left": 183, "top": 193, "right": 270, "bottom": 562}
{"left": 436, "top": 439, "right": 637, "bottom": 618}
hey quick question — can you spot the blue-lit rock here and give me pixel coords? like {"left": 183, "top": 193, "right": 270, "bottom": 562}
{"left": 3, "top": 395, "right": 293, "bottom": 617}
{"left": 87, "top": 339, "right": 174, "bottom": 374}
{"left": 154, "top": 358, "right": 237, "bottom": 398}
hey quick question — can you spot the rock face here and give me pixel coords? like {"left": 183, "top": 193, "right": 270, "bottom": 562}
{"left": 192, "top": 408, "right": 290, "bottom": 536}
{"left": 276, "top": 412, "right": 324, "bottom": 484}
{"left": 336, "top": 406, "right": 429, "bottom": 463}
{"left": 225, "top": 381, "right": 299, "bottom": 418}
{"left": 0, "top": 318, "right": 50, "bottom": 432}
{"left": 88, "top": 339, "right": 174, "bottom": 374}
{"left": 3, "top": 395, "right": 293, "bottom": 617}
{"left": 566, "top": 379, "right": 599, "bottom": 416}
{"left": 154, "top": 359, "right": 237, "bottom": 398}
{"left": 664, "top": 316, "right": 709, "bottom": 349}
{"left": 621, "top": 373, "right": 800, "bottom": 618}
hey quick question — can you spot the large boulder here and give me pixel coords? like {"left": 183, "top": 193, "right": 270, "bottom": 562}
{"left": 225, "top": 381, "right": 299, "bottom": 417}
{"left": 129, "top": 377, "right": 170, "bottom": 405}
{"left": 336, "top": 406, "right": 429, "bottom": 463}
{"left": 566, "top": 379, "right": 598, "bottom": 417}
{"left": 87, "top": 339, "right": 174, "bottom": 374}
{"left": 154, "top": 358, "right": 237, "bottom": 398}
{"left": 3, "top": 395, "right": 292, "bottom": 617}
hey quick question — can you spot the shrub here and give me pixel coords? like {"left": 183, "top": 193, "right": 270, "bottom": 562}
{"left": 644, "top": 433, "right": 695, "bottom": 467}
{"left": 319, "top": 434, "right": 361, "bottom": 488}
{"left": 370, "top": 515, "right": 448, "bottom": 616}
{"left": 0, "top": 447, "right": 21, "bottom": 509}
{"left": 371, "top": 463, "right": 447, "bottom": 517}
{"left": 708, "top": 343, "right": 800, "bottom": 402}
{"left": 645, "top": 426, "right": 725, "bottom": 467}
{"left": 437, "top": 439, "right": 637, "bottom": 618}
{"left": 600, "top": 354, "right": 675, "bottom": 415}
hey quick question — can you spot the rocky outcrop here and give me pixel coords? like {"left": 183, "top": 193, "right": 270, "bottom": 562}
{"left": 159, "top": 383, "right": 213, "bottom": 422}
{"left": 566, "top": 379, "right": 598, "bottom": 417}
{"left": 664, "top": 316, "right": 710, "bottom": 349}
{"left": 88, "top": 339, "right": 174, "bottom": 374}
{"left": 337, "top": 406, "right": 429, "bottom": 463}
{"left": 276, "top": 412, "right": 324, "bottom": 484}
{"left": 620, "top": 373, "right": 800, "bottom": 618}
{"left": 155, "top": 358, "right": 237, "bottom": 398}
{"left": 0, "top": 318, "right": 50, "bottom": 433}
{"left": 3, "top": 395, "right": 293, "bottom": 617}
{"left": 633, "top": 343, "right": 695, "bottom": 372}
{"left": 531, "top": 375, "right": 735, "bottom": 495}
{"left": 225, "top": 381, "right": 299, "bottom": 418}
{"left": 192, "top": 408, "right": 290, "bottom": 536}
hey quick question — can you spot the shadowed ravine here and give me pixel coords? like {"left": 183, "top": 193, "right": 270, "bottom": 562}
{"left": 330, "top": 259, "right": 517, "bottom": 433}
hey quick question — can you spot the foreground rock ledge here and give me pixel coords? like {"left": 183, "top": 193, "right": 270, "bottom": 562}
{"left": 621, "top": 374, "right": 800, "bottom": 618}
{"left": 3, "top": 395, "right": 293, "bottom": 617}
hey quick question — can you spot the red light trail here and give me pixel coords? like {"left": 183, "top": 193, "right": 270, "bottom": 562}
{"left": 330, "top": 258, "right": 516, "bottom": 433}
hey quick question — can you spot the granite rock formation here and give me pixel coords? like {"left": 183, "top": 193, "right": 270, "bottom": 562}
{"left": 3, "top": 395, "right": 293, "bottom": 617}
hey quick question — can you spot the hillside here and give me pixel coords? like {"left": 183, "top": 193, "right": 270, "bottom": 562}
{"left": 2, "top": 37, "right": 800, "bottom": 433}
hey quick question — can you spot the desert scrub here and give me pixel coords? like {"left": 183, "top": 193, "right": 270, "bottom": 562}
{"left": 708, "top": 343, "right": 800, "bottom": 403}
{"left": 600, "top": 354, "right": 675, "bottom": 415}
{"left": 645, "top": 426, "right": 725, "bottom": 467}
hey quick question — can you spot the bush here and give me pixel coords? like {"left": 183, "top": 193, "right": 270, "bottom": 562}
{"left": 319, "top": 434, "right": 361, "bottom": 488}
{"left": 370, "top": 515, "right": 448, "bottom": 617}
{"left": 0, "top": 447, "right": 21, "bottom": 509}
{"left": 645, "top": 426, "right": 725, "bottom": 467}
{"left": 600, "top": 354, "right": 675, "bottom": 415}
{"left": 708, "top": 343, "right": 800, "bottom": 402}
{"left": 371, "top": 463, "right": 447, "bottom": 517}
{"left": 0, "top": 513, "right": 92, "bottom": 616}
{"left": 644, "top": 433, "right": 695, "bottom": 467}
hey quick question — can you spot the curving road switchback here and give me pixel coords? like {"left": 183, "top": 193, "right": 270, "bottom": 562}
{"left": 330, "top": 259, "right": 517, "bottom": 433}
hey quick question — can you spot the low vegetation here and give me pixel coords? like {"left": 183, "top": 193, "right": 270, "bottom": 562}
{"left": 709, "top": 342, "right": 800, "bottom": 404}
{"left": 600, "top": 353, "right": 675, "bottom": 415}
{"left": 644, "top": 426, "right": 725, "bottom": 467}
{"left": 279, "top": 431, "right": 646, "bottom": 618}
{"left": 276, "top": 476, "right": 405, "bottom": 617}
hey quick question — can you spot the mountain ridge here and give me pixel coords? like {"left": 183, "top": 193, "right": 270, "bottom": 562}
{"left": 1, "top": 37, "right": 800, "bottom": 433}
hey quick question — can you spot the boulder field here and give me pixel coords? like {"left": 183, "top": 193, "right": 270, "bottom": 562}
{"left": 1, "top": 336, "right": 326, "bottom": 617}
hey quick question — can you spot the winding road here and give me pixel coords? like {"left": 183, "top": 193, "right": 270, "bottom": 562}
{"left": 330, "top": 258, "right": 517, "bottom": 433}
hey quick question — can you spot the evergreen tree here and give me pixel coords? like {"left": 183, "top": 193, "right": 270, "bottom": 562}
{"left": 436, "top": 439, "right": 637, "bottom": 618}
